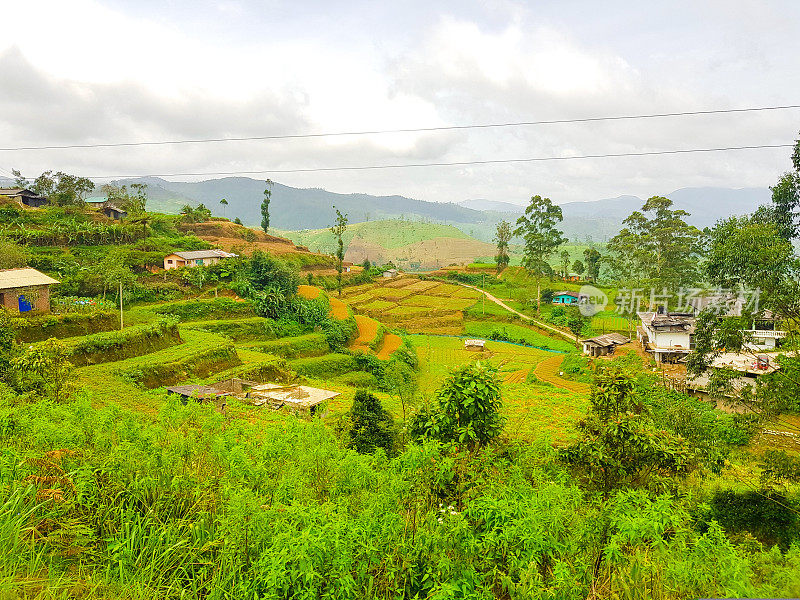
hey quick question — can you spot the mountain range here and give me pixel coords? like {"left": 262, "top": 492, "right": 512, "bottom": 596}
{"left": 1, "top": 175, "right": 772, "bottom": 242}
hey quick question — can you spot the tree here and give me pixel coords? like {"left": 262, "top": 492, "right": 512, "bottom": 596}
{"left": 11, "top": 168, "right": 28, "bottom": 188}
{"left": 761, "top": 131, "right": 800, "bottom": 241}
{"left": 606, "top": 196, "right": 702, "bottom": 297}
{"left": 347, "top": 390, "right": 397, "bottom": 456}
{"left": 220, "top": 198, "right": 228, "bottom": 218}
{"left": 572, "top": 259, "right": 585, "bottom": 278}
{"left": 30, "top": 171, "right": 94, "bottom": 206}
{"left": 566, "top": 310, "right": 589, "bottom": 346}
{"left": 13, "top": 338, "right": 76, "bottom": 403}
{"left": 261, "top": 179, "right": 273, "bottom": 233}
{"left": 247, "top": 250, "right": 300, "bottom": 297}
{"left": 384, "top": 359, "right": 417, "bottom": 423}
{"left": 513, "top": 195, "right": 566, "bottom": 313}
{"left": 560, "top": 249, "right": 571, "bottom": 278}
{"left": 102, "top": 183, "right": 148, "bottom": 215}
{"left": 411, "top": 361, "right": 504, "bottom": 451}
{"left": 493, "top": 220, "right": 512, "bottom": 274}
{"left": 180, "top": 204, "right": 212, "bottom": 224}
{"left": 561, "top": 367, "right": 693, "bottom": 498}
{"left": 362, "top": 258, "right": 371, "bottom": 271}
{"left": 330, "top": 206, "right": 348, "bottom": 297}
{"left": 583, "top": 248, "right": 602, "bottom": 282}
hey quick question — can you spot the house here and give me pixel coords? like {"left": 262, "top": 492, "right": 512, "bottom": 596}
{"left": 563, "top": 273, "right": 581, "bottom": 282}
{"left": 464, "top": 339, "right": 487, "bottom": 351}
{"left": 382, "top": 268, "right": 399, "bottom": 278}
{"left": 581, "top": 333, "right": 630, "bottom": 357}
{"left": 163, "top": 250, "right": 238, "bottom": 270}
{"left": 637, "top": 311, "right": 696, "bottom": 363}
{"left": 343, "top": 261, "right": 353, "bottom": 273}
{"left": 552, "top": 291, "right": 580, "bottom": 305}
{"left": 0, "top": 268, "right": 59, "bottom": 313}
{"left": 0, "top": 187, "right": 48, "bottom": 208}
{"left": 101, "top": 203, "right": 127, "bottom": 220}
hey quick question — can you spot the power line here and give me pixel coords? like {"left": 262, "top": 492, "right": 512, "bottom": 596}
{"left": 84, "top": 143, "right": 794, "bottom": 180}
{"left": 1, "top": 104, "right": 799, "bottom": 152}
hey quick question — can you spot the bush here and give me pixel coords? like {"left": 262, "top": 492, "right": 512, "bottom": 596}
{"left": 119, "top": 344, "right": 240, "bottom": 388}
{"left": 708, "top": 490, "right": 800, "bottom": 549}
{"left": 184, "top": 317, "right": 278, "bottom": 342}
{"left": 346, "top": 390, "right": 396, "bottom": 456}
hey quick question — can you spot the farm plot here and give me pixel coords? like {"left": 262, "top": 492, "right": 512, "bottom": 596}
{"left": 341, "top": 276, "right": 482, "bottom": 334}
{"left": 410, "top": 335, "right": 587, "bottom": 444}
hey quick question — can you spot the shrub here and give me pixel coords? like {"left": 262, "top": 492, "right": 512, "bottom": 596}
{"left": 67, "top": 318, "right": 181, "bottom": 366}
{"left": 346, "top": 390, "right": 397, "bottom": 456}
{"left": 119, "top": 344, "right": 240, "bottom": 388}
{"left": 708, "top": 490, "right": 799, "bottom": 549}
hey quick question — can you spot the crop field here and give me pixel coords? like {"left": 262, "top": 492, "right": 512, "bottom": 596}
{"left": 341, "top": 276, "right": 482, "bottom": 334}
{"left": 410, "top": 335, "right": 588, "bottom": 444}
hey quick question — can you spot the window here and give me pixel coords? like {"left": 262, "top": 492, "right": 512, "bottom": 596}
{"left": 167, "top": 259, "right": 173, "bottom": 264}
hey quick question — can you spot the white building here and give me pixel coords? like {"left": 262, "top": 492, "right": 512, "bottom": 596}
{"left": 163, "top": 250, "right": 237, "bottom": 270}
{"left": 637, "top": 312, "right": 696, "bottom": 363}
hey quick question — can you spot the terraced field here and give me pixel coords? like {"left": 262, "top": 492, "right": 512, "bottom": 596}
{"left": 411, "top": 335, "right": 587, "bottom": 443}
{"left": 341, "top": 276, "right": 482, "bottom": 334}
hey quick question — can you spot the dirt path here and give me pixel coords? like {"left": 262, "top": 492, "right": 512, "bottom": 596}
{"left": 533, "top": 354, "right": 591, "bottom": 393}
{"left": 456, "top": 283, "right": 576, "bottom": 343}
{"left": 504, "top": 368, "right": 529, "bottom": 384}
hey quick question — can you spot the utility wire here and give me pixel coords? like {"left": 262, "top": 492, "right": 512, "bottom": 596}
{"left": 83, "top": 143, "right": 794, "bottom": 180}
{"left": 1, "top": 104, "right": 799, "bottom": 152}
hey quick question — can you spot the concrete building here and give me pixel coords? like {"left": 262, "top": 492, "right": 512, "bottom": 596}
{"left": 0, "top": 268, "right": 59, "bottom": 313}
{"left": 163, "top": 250, "right": 237, "bottom": 270}
{"left": 637, "top": 312, "right": 696, "bottom": 363}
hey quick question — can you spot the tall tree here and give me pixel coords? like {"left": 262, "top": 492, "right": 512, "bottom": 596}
{"left": 560, "top": 249, "right": 571, "bottom": 278}
{"left": 572, "top": 259, "right": 585, "bottom": 278}
{"left": 261, "top": 179, "right": 273, "bottom": 233}
{"left": 606, "top": 196, "right": 702, "bottom": 297}
{"left": 10, "top": 168, "right": 28, "bottom": 188}
{"left": 102, "top": 183, "right": 147, "bottom": 215}
{"left": 347, "top": 390, "right": 396, "bottom": 456}
{"left": 219, "top": 198, "right": 228, "bottom": 218}
{"left": 330, "top": 206, "right": 348, "bottom": 297}
{"left": 493, "top": 220, "right": 512, "bottom": 274}
{"left": 583, "top": 248, "right": 602, "bottom": 282}
{"left": 513, "top": 195, "right": 566, "bottom": 313}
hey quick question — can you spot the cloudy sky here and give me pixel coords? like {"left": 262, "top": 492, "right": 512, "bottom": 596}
{"left": 1, "top": 0, "right": 799, "bottom": 205}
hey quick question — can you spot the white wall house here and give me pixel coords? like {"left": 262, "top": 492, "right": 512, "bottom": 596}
{"left": 163, "top": 250, "right": 237, "bottom": 270}
{"left": 637, "top": 312, "right": 695, "bottom": 363}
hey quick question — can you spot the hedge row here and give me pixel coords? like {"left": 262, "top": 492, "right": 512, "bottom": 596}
{"left": 153, "top": 298, "right": 256, "bottom": 322}
{"left": 184, "top": 317, "right": 277, "bottom": 342}
{"left": 289, "top": 353, "right": 359, "bottom": 378}
{"left": 67, "top": 320, "right": 182, "bottom": 367}
{"left": 13, "top": 311, "right": 119, "bottom": 343}
{"left": 250, "top": 333, "right": 330, "bottom": 359}
{"left": 119, "top": 344, "right": 241, "bottom": 389}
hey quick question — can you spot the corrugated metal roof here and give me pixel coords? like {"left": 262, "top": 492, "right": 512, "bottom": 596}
{"left": 170, "top": 250, "right": 237, "bottom": 260}
{"left": 0, "top": 268, "right": 60, "bottom": 290}
{"left": 582, "top": 333, "right": 630, "bottom": 347}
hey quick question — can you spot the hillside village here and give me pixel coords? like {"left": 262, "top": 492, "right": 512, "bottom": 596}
{"left": 3, "top": 2, "right": 800, "bottom": 597}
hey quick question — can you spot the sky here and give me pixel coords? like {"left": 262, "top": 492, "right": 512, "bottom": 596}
{"left": 1, "top": 0, "right": 799, "bottom": 206}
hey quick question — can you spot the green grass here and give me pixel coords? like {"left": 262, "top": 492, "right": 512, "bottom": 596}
{"left": 462, "top": 320, "right": 576, "bottom": 353}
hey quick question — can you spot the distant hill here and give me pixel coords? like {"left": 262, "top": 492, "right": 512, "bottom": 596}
{"left": 4, "top": 174, "right": 773, "bottom": 243}
{"left": 281, "top": 219, "right": 495, "bottom": 270}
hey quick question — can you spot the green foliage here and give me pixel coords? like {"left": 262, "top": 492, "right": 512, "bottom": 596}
{"left": 494, "top": 220, "right": 512, "bottom": 273}
{"left": 606, "top": 196, "right": 702, "bottom": 293}
{"left": 250, "top": 333, "right": 330, "bottom": 359}
{"left": 261, "top": 180, "right": 272, "bottom": 232}
{"left": 707, "top": 490, "right": 799, "bottom": 549}
{"left": 513, "top": 195, "right": 566, "bottom": 275}
{"left": 290, "top": 353, "right": 359, "bottom": 378}
{"left": 346, "top": 390, "right": 397, "bottom": 456}
{"left": 561, "top": 367, "right": 694, "bottom": 496}
{"left": 180, "top": 203, "right": 212, "bottom": 223}
{"left": 153, "top": 298, "right": 256, "bottom": 322}
{"left": 412, "top": 361, "right": 504, "bottom": 450}
{"left": 330, "top": 206, "right": 349, "bottom": 296}
{"left": 473, "top": 322, "right": 575, "bottom": 352}
{"left": 12, "top": 337, "right": 75, "bottom": 402}
{"left": 12, "top": 311, "right": 119, "bottom": 343}
{"left": 66, "top": 318, "right": 181, "bottom": 366}
{"left": 119, "top": 342, "right": 241, "bottom": 388}
{"left": 0, "top": 238, "right": 30, "bottom": 269}
{"left": 245, "top": 250, "right": 300, "bottom": 297}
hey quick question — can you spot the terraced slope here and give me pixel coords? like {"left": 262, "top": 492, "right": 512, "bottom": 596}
{"left": 533, "top": 354, "right": 591, "bottom": 393}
